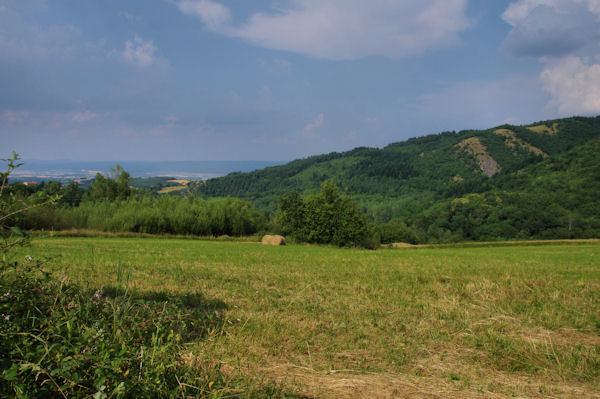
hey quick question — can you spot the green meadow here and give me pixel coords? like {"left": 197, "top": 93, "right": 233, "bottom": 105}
{"left": 16, "top": 237, "right": 600, "bottom": 398}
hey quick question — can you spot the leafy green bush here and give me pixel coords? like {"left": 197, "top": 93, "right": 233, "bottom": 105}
{"left": 0, "top": 257, "right": 229, "bottom": 398}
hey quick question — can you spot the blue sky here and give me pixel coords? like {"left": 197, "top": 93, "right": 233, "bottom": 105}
{"left": 1, "top": 0, "right": 600, "bottom": 161}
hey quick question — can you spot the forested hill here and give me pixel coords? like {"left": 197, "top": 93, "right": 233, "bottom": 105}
{"left": 198, "top": 116, "right": 599, "bottom": 204}
{"left": 197, "top": 116, "right": 600, "bottom": 241}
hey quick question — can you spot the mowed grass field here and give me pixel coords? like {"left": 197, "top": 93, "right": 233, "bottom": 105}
{"left": 16, "top": 237, "right": 600, "bottom": 398}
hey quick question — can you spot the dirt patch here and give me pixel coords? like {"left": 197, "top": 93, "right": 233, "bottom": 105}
{"left": 528, "top": 124, "right": 558, "bottom": 135}
{"left": 456, "top": 137, "right": 500, "bottom": 177}
{"left": 494, "top": 129, "right": 548, "bottom": 157}
{"left": 158, "top": 186, "right": 187, "bottom": 194}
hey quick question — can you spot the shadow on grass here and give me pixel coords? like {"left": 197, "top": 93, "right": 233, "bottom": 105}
{"left": 99, "top": 286, "right": 228, "bottom": 343}
{"left": 99, "top": 287, "right": 309, "bottom": 398}
{"left": 103, "top": 286, "right": 227, "bottom": 310}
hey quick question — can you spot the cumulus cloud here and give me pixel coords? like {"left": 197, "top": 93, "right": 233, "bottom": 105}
{"left": 175, "top": 0, "right": 470, "bottom": 60}
{"left": 541, "top": 55, "right": 600, "bottom": 114}
{"left": 300, "top": 112, "right": 324, "bottom": 139}
{"left": 304, "top": 112, "right": 324, "bottom": 131}
{"left": 123, "top": 35, "right": 157, "bottom": 67}
{"left": 502, "top": 0, "right": 600, "bottom": 57}
{"left": 501, "top": 1, "right": 600, "bottom": 115}
{"left": 175, "top": 0, "right": 230, "bottom": 29}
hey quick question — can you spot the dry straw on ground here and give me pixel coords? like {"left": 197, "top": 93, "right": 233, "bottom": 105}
{"left": 261, "top": 235, "right": 286, "bottom": 246}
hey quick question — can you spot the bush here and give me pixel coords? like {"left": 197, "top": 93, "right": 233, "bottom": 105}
{"left": 0, "top": 258, "right": 226, "bottom": 398}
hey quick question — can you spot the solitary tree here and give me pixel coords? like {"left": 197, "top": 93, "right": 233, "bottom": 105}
{"left": 277, "top": 181, "right": 378, "bottom": 248}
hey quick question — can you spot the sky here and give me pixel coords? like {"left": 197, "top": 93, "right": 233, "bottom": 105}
{"left": 1, "top": 0, "right": 600, "bottom": 162}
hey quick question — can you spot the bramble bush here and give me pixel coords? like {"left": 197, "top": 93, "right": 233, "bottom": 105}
{"left": 0, "top": 258, "right": 228, "bottom": 398}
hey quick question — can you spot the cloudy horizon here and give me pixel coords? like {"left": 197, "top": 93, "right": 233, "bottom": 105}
{"left": 1, "top": 0, "right": 600, "bottom": 162}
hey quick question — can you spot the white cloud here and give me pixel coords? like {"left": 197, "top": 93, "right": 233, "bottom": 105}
{"left": 502, "top": 0, "right": 600, "bottom": 57}
{"left": 119, "top": 11, "right": 142, "bottom": 22}
{"left": 503, "top": 0, "right": 600, "bottom": 24}
{"left": 304, "top": 112, "right": 324, "bottom": 131}
{"left": 541, "top": 55, "right": 600, "bottom": 114}
{"left": 176, "top": 0, "right": 470, "bottom": 60}
{"left": 300, "top": 112, "right": 324, "bottom": 139}
{"left": 501, "top": 1, "right": 600, "bottom": 114}
{"left": 175, "top": 0, "right": 231, "bottom": 29}
{"left": 123, "top": 35, "right": 157, "bottom": 67}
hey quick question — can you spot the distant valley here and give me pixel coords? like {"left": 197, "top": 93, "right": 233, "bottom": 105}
{"left": 9, "top": 160, "right": 284, "bottom": 184}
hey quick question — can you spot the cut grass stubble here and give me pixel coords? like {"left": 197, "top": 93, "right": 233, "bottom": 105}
{"left": 18, "top": 238, "right": 600, "bottom": 398}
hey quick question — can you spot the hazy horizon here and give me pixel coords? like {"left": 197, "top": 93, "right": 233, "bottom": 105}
{"left": 8, "top": 159, "right": 285, "bottom": 180}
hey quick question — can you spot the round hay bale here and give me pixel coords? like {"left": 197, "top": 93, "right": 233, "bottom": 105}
{"left": 391, "top": 242, "right": 414, "bottom": 249}
{"left": 261, "top": 235, "right": 286, "bottom": 246}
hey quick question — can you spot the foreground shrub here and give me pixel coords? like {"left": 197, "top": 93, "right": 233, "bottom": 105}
{"left": 0, "top": 257, "right": 227, "bottom": 398}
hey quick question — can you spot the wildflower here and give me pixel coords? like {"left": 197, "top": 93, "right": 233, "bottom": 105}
{"left": 25, "top": 255, "right": 33, "bottom": 262}
{"left": 93, "top": 287, "right": 104, "bottom": 300}
{"left": 3, "top": 315, "right": 9, "bottom": 321}
{"left": 3, "top": 292, "right": 10, "bottom": 299}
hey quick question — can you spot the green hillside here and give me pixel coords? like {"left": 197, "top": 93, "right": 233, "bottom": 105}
{"left": 197, "top": 116, "right": 600, "bottom": 242}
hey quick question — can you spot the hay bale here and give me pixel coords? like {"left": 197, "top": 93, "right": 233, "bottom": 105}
{"left": 391, "top": 242, "right": 414, "bottom": 249}
{"left": 261, "top": 235, "right": 286, "bottom": 246}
